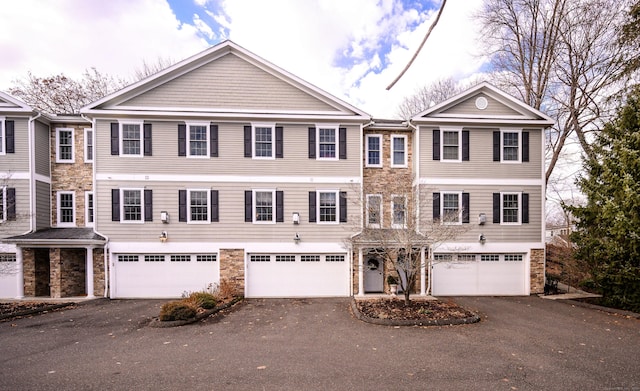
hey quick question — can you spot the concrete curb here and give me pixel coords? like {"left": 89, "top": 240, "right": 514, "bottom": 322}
{"left": 350, "top": 298, "right": 481, "bottom": 327}
{"left": 148, "top": 297, "right": 243, "bottom": 328}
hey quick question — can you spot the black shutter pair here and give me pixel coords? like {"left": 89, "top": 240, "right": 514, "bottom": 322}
{"left": 308, "top": 191, "right": 347, "bottom": 222}
{"left": 111, "top": 189, "right": 153, "bottom": 221}
{"left": 5, "top": 120, "right": 14, "bottom": 153}
{"left": 432, "top": 129, "right": 469, "bottom": 161}
{"left": 244, "top": 191, "right": 284, "bottom": 222}
{"left": 179, "top": 190, "right": 219, "bottom": 222}
{"left": 244, "top": 126, "right": 284, "bottom": 158}
{"left": 308, "top": 127, "right": 347, "bottom": 159}
{"left": 493, "top": 131, "right": 529, "bottom": 162}
{"left": 178, "top": 124, "right": 219, "bottom": 157}
{"left": 5, "top": 188, "right": 16, "bottom": 220}
{"left": 492, "top": 193, "right": 529, "bottom": 223}
{"left": 432, "top": 192, "right": 470, "bottom": 223}
{"left": 110, "top": 123, "right": 152, "bottom": 156}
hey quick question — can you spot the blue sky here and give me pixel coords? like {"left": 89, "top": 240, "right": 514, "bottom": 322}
{"left": 0, "top": 0, "right": 486, "bottom": 117}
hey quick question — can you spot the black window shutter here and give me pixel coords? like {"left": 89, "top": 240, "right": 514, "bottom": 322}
{"left": 308, "top": 191, "right": 317, "bottom": 222}
{"left": 211, "top": 190, "right": 219, "bottom": 222}
{"left": 308, "top": 127, "right": 316, "bottom": 159}
{"left": 210, "top": 124, "right": 218, "bottom": 157}
{"left": 275, "top": 126, "right": 283, "bottom": 158}
{"left": 522, "top": 193, "right": 529, "bottom": 223}
{"left": 433, "top": 129, "right": 440, "bottom": 160}
{"left": 5, "top": 120, "right": 14, "bottom": 154}
{"left": 462, "top": 192, "right": 470, "bottom": 223}
{"left": 493, "top": 193, "right": 501, "bottom": 223}
{"left": 244, "top": 191, "right": 253, "bottom": 222}
{"left": 244, "top": 126, "right": 252, "bottom": 158}
{"left": 462, "top": 130, "right": 470, "bottom": 161}
{"left": 522, "top": 131, "right": 529, "bottom": 162}
{"left": 276, "top": 190, "right": 284, "bottom": 222}
{"left": 433, "top": 193, "right": 440, "bottom": 220}
{"left": 144, "top": 189, "right": 153, "bottom": 221}
{"left": 178, "top": 124, "right": 186, "bottom": 157}
{"left": 6, "top": 188, "right": 15, "bottom": 220}
{"left": 178, "top": 190, "right": 187, "bottom": 222}
{"left": 111, "top": 123, "right": 119, "bottom": 155}
{"left": 493, "top": 131, "right": 501, "bottom": 161}
{"left": 339, "top": 127, "right": 347, "bottom": 160}
{"left": 143, "top": 124, "right": 152, "bottom": 156}
{"left": 111, "top": 189, "right": 120, "bottom": 221}
{"left": 339, "top": 191, "right": 347, "bottom": 222}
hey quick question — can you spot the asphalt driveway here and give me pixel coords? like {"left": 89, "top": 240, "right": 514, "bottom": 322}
{"left": 0, "top": 296, "right": 638, "bottom": 391}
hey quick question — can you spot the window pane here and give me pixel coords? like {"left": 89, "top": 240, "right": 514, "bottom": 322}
{"left": 393, "top": 137, "right": 405, "bottom": 165}
{"left": 189, "top": 125, "right": 207, "bottom": 156}
{"left": 87, "top": 193, "right": 94, "bottom": 223}
{"left": 255, "top": 191, "right": 273, "bottom": 221}
{"left": 59, "top": 193, "right": 73, "bottom": 223}
{"left": 503, "top": 194, "right": 519, "bottom": 222}
{"left": 86, "top": 130, "right": 93, "bottom": 161}
{"left": 503, "top": 132, "right": 519, "bottom": 161}
{"left": 367, "top": 136, "right": 380, "bottom": 165}
{"left": 368, "top": 195, "right": 381, "bottom": 225}
{"left": 255, "top": 127, "right": 273, "bottom": 157}
{"left": 0, "top": 190, "right": 4, "bottom": 221}
{"left": 443, "top": 193, "right": 460, "bottom": 222}
{"left": 319, "top": 192, "right": 336, "bottom": 222}
{"left": 319, "top": 128, "right": 336, "bottom": 158}
{"left": 190, "top": 191, "right": 208, "bottom": 221}
{"left": 123, "top": 190, "right": 142, "bottom": 221}
{"left": 442, "top": 131, "right": 459, "bottom": 160}
{"left": 122, "top": 124, "right": 141, "bottom": 155}
{"left": 392, "top": 196, "right": 406, "bottom": 226}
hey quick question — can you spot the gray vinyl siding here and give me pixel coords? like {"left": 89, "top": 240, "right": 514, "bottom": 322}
{"left": 439, "top": 94, "right": 522, "bottom": 117}
{"left": 95, "top": 120, "right": 360, "bottom": 177}
{"left": 1, "top": 117, "right": 29, "bottom": 171}
{"left": 35, "top": 180, "right": 50, "bottom": 230}
{"left": 95, "top": 180, "right": 358, "bottom": 243}
{"left": 0, "top": 179, "right": 30, "bottom": 238}
{"left": 120, "top": 54, "right": 338, "bottom": 112}
{"left": 419, "top": 127, "right": 542, "bottom": 179}
{"left": 34, "top": 120, "right": 50, "bottom": 177}
{"left": 423, "top": 184, "right": 543, "bottom": 243}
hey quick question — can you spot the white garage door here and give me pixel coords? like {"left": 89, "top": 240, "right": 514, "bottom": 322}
{"left": 113, "top": 254, "right": 219, "bottom": 298}
{"left": 432, "top": 253, "right": 526, "bottom": 296}
{"left": 246, "top": 253, "right": 350, "bottom": 298}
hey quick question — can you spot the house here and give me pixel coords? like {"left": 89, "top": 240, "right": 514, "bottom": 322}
{"left": 0, "top": 41, "right": 553, "bottom": 299}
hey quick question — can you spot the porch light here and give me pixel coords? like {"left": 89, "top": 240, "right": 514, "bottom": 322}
{"left": 294, "top": 233, "right": 301, "bottom": 244}
{"left": 479, "top": 234, "right": 486, "bottom": 245}
{"left": 160, "top": 231, "right": 168, "bottom": 243}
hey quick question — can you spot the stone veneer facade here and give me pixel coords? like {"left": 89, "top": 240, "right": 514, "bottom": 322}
{"left": 219, "top": 249, "right": 245, "bottom": 295}
{"left": 530, "top": 248, "right": 545, "bottom": 294}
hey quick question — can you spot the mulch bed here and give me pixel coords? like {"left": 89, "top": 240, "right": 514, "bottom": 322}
{"left": 353, "top": 298, "right": 480, "bottom": 326}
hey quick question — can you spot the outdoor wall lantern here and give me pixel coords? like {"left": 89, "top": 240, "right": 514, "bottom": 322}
{"left": 294, "top": 233, "right": 301, "bottom": 244}
{"left": 479, "top": 234, "right": 486, "bottom": 245}
{"left": 160, "top": 231, "right": 168, "bottom": 243}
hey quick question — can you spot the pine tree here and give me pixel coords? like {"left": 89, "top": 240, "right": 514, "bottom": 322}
{"left": 568, "top": 87, "right": 640, "bottom": 312}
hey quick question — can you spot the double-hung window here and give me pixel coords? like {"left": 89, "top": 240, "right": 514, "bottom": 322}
{"left": 57, "top": 191, "right": 75, "bottom": 227}
{"left": 391, "top": 195, "right": 407, "bottom": 229}
{"left": 493, "top": 192, "right": 528, "bottom": 225}
{"left": 121, "top": 123, "right": 142, "bottom": 156}
{"left": 84, "top": 128, "right": 93, "bottom": 162}
{"left": 122, "top": 189, "right": 143, "bottom": 222}
{"left": 0, "top": 117, "right": 4, "bottom": 155}
{"left": 254, "top": 190, "right": 275, "bottom": 223}
{"left": 188, "top": 124, "right": 209, "bottom": 157}
{"left": 442, "top": 192, "right": 461, "bottom": 224}
{"left": 442, "top": 129, "right": 460, "bottom": 161}
{"left": 502, "top": 130, "right": 520, "bottom": 162}
{"left": 254, "top": 125, "right": 274, "bottom": 159}
{"left": 85, "top": 192, "right": 94, "bottom": 227}
{"left": 189, "top": 190, "right": 210, "bottom": 223}
{"left": 366, "top": 135, "right": 382, "bottom": 167}
{"left": 56, "top": 128, "right": 74, "bottom": 163}
{"left": 366, "top": 194, "right": 382, "bottom": 228}
{"left": 318, "top": 126, "right": 337, "bottom": 160}
{"left": 318, "top": 191, "right": 338, "bottom": 223}
{"left": 0, "top": 187, "right": 5, "bottom": 222}
{"left": 502, "top": 192, "right": 520, "bottom": 224}
{"left": 391, "top": 135, "right": 407, "bottom": 167}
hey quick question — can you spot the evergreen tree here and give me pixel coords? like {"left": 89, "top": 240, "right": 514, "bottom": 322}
{"left": 568, "top": 87, "right": 640, "bottom": 312}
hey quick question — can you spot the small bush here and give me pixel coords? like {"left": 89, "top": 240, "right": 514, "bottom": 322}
{"left": 159, "top": 300, "right": 197, "bottom": 321}
{"left": 218, "top": 279, "right": 241, "bottom": 299}
{"left": 189, "top": 292, "right": 218, "bottom": 309}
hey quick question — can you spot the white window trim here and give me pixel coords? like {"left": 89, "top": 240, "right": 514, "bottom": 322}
{"left": 390, "top": 134, "right": 408, "bottom": 168}
{"left": 391, "top": 194, "right": 407, "bottom": 229}
{"left": 317, "top": 190, "right": 340, "bottom": 224}
{"left": 119, "top": 121, "right": 144, "bottom": 157}
{"left": 440, "top": 126, "right": 462, "bottom": 162}
{"left": 84, "top": 128, "right": 93, "bottom": 163}
{"left": 440, "top": 191, "right": 463, "bottom": 225}
{"left": 253, "top": 189, "right": 276, "bottom": 224}
{"left": 365, "top": 134, "right": 382, "bottom": 168}
{"left": 187, "top": 189, "right": 211, "bottom": 224}
{"left": 366, "top": 194, "right": 382, "bottom": 228}
{"left": 316, "top": 124, "right": 339, "bottom": 161}
{"left": 57, "top": 191, "right": 76, "bottom": 227}
{"left": 501, "top": 128, "right": 522, "bottom": 163}
{"left": 85, "top": 191, "right": 94, "bottom": 228}
{"left": 0, "top": 186, "right": 6, "bottom": 222}
{"left": 186, "top": 122, "right": 210, "bottom": 159}
{"left": 0, "top": 117, "right": 5, "bottom": 155}
{"left": 252, "top": 123, "right": 275, "bottom": 160}
{"left": 120, "top": 188, "right": 145, "bottom": 224}
{"left": 56, "top": 128, "right": 75, "bottom": 163}
{"left": 500, "top": 191, "right": 522, "bottom": 225}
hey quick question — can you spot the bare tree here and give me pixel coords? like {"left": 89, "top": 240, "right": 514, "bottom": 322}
{"left": 395, "top": 77, "right": 465, "bottom": 119}
{"left": 132, "top": 56, "right": 176, "bottom": 81}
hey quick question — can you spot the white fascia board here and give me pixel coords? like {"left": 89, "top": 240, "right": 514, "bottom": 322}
{"left": 412, "top": 117, "right": 554, "bottom": 127}
{"left": 419, "top": 178, "right": 543, "bottom": 186}
{"left": 96, "top": 173, "right": 361, "bottom": 184}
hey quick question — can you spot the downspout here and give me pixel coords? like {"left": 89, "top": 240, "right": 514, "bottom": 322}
{"left": 81, "top": 114, "right": 110, "bottom": 298}
{"left": 26, "top": 112, "right": 41, "bottom": 234}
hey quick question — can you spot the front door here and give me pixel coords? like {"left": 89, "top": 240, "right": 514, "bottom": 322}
{"left": 363, "top": 257, "right": 383, "bottom": 293}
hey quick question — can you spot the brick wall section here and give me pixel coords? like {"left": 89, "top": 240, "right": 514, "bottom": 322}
{"left": 50, "top": 124, "right": 93, "bottom": 227}
{"left": 219, "top": 249, "right": 245, "bottom": 295}
{"left": 49, "top": 248, "right": 62, "bottom": 298}
{"left": 59, "top": 248, "right": 86, "bottom": 297}
{"left": 530, "top": 248, "right": 545, "bottom": 294}
{"left": 92, "top": 248, "right": 105, "bottom": 297}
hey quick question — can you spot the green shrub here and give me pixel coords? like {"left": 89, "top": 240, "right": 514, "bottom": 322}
{"left": 159, "top": 300, "right": 197, "bottom": 321}
{"left": 189, "top": 292, "right": 218, "bottom": 309}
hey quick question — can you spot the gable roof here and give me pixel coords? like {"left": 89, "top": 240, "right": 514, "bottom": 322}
{"left": 82, "top": 40, "right": 370, "bottom": 122}
{"left": 411, "top": 82, "right": 554, "bottom": 127}
{"left": 0, "top": 91, "right": 34, "bottom": 114}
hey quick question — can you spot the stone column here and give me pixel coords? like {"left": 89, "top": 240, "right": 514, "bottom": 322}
{"left": 15, "top": 247, "right": 24, "bottom": 299}
{"left": 86, "top": 246, "right": 94, "bottom": 298}
{"left": 357, "top": 248, "right": 364, "bottom": 296}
